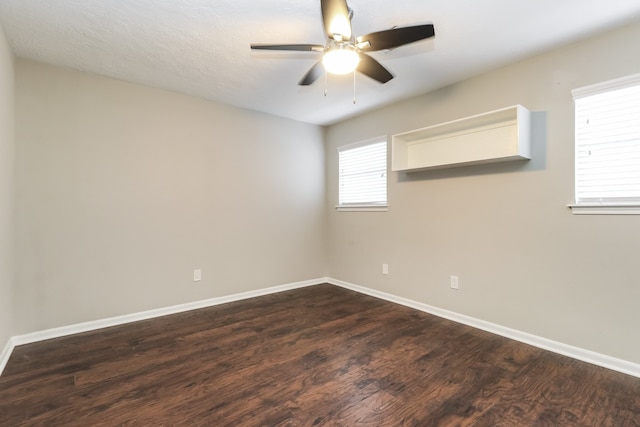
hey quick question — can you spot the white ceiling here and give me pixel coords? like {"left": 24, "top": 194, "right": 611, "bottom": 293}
{"left": 1, "top": 1, "right": 639, "bottom": 125}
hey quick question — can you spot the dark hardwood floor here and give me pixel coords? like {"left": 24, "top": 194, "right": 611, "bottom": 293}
{"left": 1, "top": 284, "right": 639, "bottom": 426}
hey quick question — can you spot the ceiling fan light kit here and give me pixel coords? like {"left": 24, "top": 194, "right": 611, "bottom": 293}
{"left": 251, "top": 0, "right": 435, "bottom": 89}
{"left": 322, "top": 45, "right": 360, "bottom": 74}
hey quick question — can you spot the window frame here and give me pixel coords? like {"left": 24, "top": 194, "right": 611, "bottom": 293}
{"left": 569, "top": 73, "right": 640, "bottom": 215}
{"left": 336, "top": 136, "right": 388, "bottom": 212}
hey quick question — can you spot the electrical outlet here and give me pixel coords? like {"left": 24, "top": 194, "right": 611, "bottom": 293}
{"left": 193, "top": 269, "right": 202, "bottom": 282}
{"left": 382, "top": 264, "right": 389, "bottom": 275}
{"left": 450, "top": 275, "right": 459, "bottom": 290}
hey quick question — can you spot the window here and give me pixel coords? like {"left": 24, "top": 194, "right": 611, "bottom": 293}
{"left": 570, "top": 73, "right": 640, "bottom": 215}
{"left": 337, "top": 137, "right": 387, "bottom": 211}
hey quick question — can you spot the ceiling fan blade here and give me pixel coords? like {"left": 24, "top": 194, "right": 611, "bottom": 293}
{"left": 357, "top": 54, "right": 393, "bottom": 84}
{"left": 251, "top": 44, "right": 325, "bottom": 52}
{"left": 321, "top": 0, "right": 352, "bottom": 40}
{"left": 356, "top": 24, "right": 435, "bottom": 52}
{"left": 299, "top": 62, "right": 324, "bottom": 86}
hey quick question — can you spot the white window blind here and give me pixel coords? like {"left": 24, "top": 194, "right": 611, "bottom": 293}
{"left": 572, "top": 73, "right": 640, "bottom": 210}
{"left": 338, "top": 138, "right": 387, "bottom": 208}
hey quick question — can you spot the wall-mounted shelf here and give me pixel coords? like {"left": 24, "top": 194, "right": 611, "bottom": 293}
{"left": 392, "top": 105, "right": 531, "bottom": 172}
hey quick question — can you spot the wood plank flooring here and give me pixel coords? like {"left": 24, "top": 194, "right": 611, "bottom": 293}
{"left": 1, "top": 284, "right": 639, "bottom": 426}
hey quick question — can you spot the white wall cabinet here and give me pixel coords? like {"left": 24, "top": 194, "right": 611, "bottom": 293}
{"left": 392, "top": 105, "right": 531, "bottom": 172}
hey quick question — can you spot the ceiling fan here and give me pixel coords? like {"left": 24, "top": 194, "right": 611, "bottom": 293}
{"left": 250, "top": 0, "right": 435, "bottom": 86}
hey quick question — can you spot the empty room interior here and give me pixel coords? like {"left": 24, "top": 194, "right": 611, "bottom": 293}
{"left": 1, "top": 0, "right": 640, "bottom": 425}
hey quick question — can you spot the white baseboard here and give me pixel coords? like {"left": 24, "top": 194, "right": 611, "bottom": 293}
{"left": 0, "top": 336, "right": 15, "bottom": 377}
{"left": 0, "top": 277, "right": 324, "bottom": 376}
{"left": 328, "top": 277, "right": 640, "bottom": 379}
{"left": 3, "top": 277, "right": 639, "bottom": 379}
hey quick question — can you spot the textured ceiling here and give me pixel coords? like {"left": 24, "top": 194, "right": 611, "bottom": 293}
{"left": 1, "top": 0, "right": 640, "bottom": 125}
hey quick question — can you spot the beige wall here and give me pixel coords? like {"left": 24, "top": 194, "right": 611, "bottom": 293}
{"left": 14, "top": 60, "right": 326, "bottom": 333}
{"left": 0, "top": 23, "right": 14, "bottom": 349}
{"left": 326, "top": 21, "right": 640, "bottom": 364}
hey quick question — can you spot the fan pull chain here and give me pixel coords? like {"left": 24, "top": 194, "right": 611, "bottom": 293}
{"left": 353, "top": 70, "right": 357, "bottom": 104}
{"left": 324, "top": 70, "right": 328, "bottom": 97}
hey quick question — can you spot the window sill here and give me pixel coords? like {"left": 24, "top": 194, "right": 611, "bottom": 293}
{"left": 568, "top": 204, "right": 640, "bottom": 215}
{"left": 336, "top": 205, "right": 388, "bottom": 212}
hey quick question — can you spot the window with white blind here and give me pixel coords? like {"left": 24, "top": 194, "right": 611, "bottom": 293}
{"left": 570, "top": 73, "right": 640, "bottom": 215}
{"left": 337, "top": 137, "right": 387, "bottom": 211}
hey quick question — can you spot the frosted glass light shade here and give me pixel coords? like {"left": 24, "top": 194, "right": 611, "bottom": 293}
{"left": 323, "top": 46, "right": 360, "bottom": 75}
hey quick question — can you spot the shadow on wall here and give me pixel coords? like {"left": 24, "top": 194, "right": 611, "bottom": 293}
{"left": 395, "top": 111, "right": 547, "bottom": 183}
